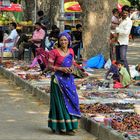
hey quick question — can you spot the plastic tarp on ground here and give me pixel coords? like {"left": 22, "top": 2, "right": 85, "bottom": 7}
{"left": 85, "top": 54, "right": 105, "bottom": 69}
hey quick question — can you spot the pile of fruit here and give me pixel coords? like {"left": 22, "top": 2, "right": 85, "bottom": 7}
{"left": 19, "top": 21, "right": 33, "bottom": 26}
{"left": 0, "top": 13, "right": 16, "bottom": 26}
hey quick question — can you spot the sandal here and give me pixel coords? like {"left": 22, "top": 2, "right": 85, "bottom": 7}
{"left": 59, "top": 131, "right": 66, "bottom": 135}
{"left": 66, "top": 130, "right": 76, "bottom": 136}
{"left": 51, "top": 130, "right": 56, "bottom": 133}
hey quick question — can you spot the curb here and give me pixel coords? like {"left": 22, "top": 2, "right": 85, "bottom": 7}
{"left": 0, "top": 67, "right": 50, "bottom": 105}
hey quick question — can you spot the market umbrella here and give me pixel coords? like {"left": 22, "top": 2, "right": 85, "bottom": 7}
{"left": 64, "top": 1, "right": 82, "bottom": 12}
{"left": 0, "top": 3, "right": 23, "bottom": 12}
{"left": 67, "top": 4, "right": 82, "bottom": 12}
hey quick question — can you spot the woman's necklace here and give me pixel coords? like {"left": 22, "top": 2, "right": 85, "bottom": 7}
{"left": 61, "top": 48, "right": 68, "bottom": 54}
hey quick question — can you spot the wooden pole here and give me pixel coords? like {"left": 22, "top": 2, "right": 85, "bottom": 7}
{"left": 59, "top": 0, "right": 65, "bottom": 32}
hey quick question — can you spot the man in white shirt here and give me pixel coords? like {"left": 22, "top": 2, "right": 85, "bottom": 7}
{"left": 115, "top": 5, "right": 132, "bottom": 74}
{"left": 0, "top": 22, "right": 18, "bottom": 51}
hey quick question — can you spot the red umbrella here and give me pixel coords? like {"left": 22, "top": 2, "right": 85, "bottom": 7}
{"left": 67, "top": 4, "right": 82, "bottom": 12}
{"left": 12, "top": 3, "right": 23, "bottom": 12}
{"left": 0, "top": 3, "right": 23, "bottom": 12}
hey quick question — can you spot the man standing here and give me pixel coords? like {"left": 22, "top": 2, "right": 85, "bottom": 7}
{"left": 115, "top": 5, "right": 132, "bottom": 74}
{"left": 72, "top": 24, "right": 83, "bottom": 60}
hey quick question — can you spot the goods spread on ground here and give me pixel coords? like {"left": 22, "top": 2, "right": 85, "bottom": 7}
{"left": 1, "top": 60, "right": 140, "bottom": 139}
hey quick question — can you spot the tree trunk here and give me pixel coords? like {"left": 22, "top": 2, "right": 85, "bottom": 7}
{"left": 37, "top": 0, "right": 60, "bottom": 29}
{"left": 78, "top": 0, "right": 117, "bottom": 59}
{"left": 48, "top": 0, "right": 60, "bottom": 28}
{"left": 23, "top": 0, "right": 35, "bottom": 21}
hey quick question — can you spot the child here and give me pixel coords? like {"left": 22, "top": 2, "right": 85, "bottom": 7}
{"left": 111, "top": 8, "right": 120, "bottom": 31}
{"left": 116, "top": 60, "right": 131, "bottom": 88}
{"left": 110, "top": 8, "right": 120, "bottom": 61}
{"left": 105, "top": 60, "right": 119, "bottom": 81}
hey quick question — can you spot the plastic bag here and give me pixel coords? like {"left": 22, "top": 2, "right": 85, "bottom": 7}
{"left": 45, "top": 36, "right": 51, "bottom": 49}
{"left": 104, "top": 59, "right": 111, "bottom": 69}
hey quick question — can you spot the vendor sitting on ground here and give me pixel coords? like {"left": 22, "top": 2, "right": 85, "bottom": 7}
{"left": 116, "top": 60, "right": 131, "bottom": 88}
{"left": 105, "top": 60, "right": 119, "bottom": 81}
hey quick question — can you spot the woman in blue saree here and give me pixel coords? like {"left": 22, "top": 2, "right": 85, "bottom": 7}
{"left": 48, "top": 32, "right": 81, "bottom": 135}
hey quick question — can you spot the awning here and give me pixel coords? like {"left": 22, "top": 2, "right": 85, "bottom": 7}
{"left": 64, "top": 1, "right": 82, "bottom": 12}
{"left": 0, "top": 2, "right": 23, "bottom": 12}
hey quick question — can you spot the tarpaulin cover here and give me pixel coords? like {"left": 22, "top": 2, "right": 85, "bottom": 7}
{"left": 85, "top": 54, "right": 105, "bottom": 69}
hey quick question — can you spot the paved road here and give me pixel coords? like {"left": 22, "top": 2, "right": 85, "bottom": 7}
{"left": 0, "top": 74, "right": 97, "bottom": 140}
{"left": 128, "top": 39, "right": 140, "bottom": 65}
